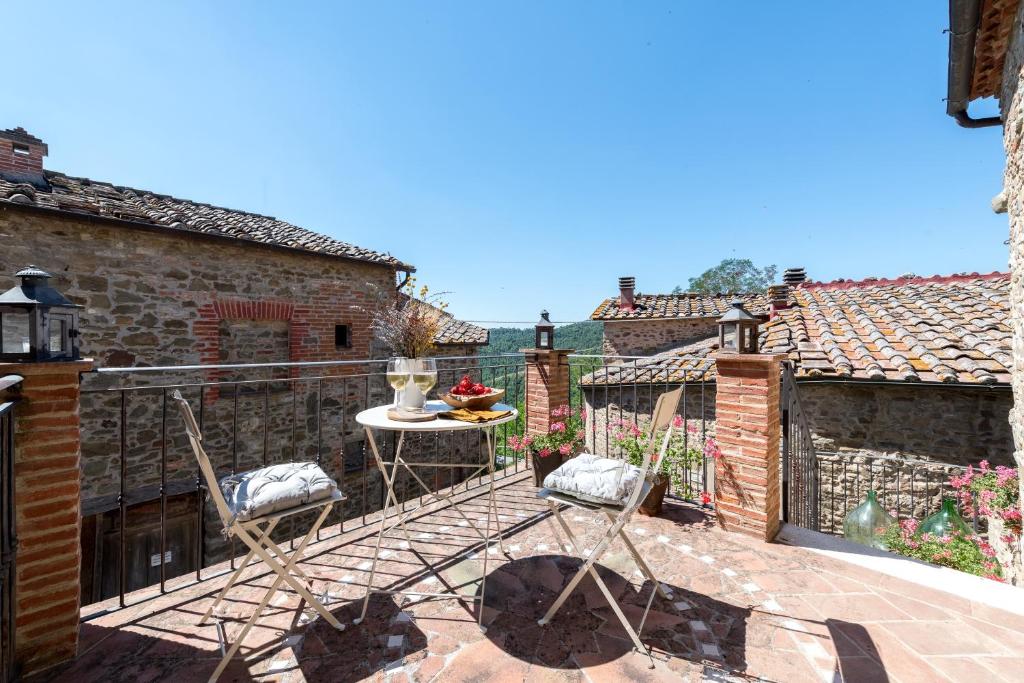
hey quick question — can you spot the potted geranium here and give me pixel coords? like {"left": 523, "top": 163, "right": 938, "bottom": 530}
{"left": 507, "top": 405, "right": 585, "bottom": 486}
{"left": 950, "top": 461, "right": 1022, "bottom": 585}
{"left": 608, "top": 415, "right": 710, "bottom": 516}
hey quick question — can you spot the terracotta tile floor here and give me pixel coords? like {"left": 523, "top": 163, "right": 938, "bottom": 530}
{"left": 36, "top": 471, "right": 1024, "bottom": 682}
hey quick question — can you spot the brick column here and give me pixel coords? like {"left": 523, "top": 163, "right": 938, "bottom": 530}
{"left": 522, "top": 349, "right": 572, "bottom": 437}
{"left": 0, "top": 359, "right": 93, "bottom": 675}
{"left": 713, "top": 353, "right": 782, "bottom": 542}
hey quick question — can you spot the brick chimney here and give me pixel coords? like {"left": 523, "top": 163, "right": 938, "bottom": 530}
{"left": 782, "top": 267, "right": 807, "bottom": 286}
{"left": 618, "top": 276, "right": 636, "bottom": 311}
{"left": 0, "top": 127, "right": 48, "bottom": 180}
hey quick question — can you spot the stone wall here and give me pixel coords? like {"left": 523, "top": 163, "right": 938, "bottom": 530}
{"left": 798, "top": 383, "right": 1014, "bottom": 467}
{"left": 601, "top": 318, "right": 718, "bottom": 356}
{"left": 1000, "top": 1, "right": 1024, "bottom": 513}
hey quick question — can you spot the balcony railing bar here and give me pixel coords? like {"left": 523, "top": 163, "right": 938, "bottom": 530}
{"left": 92, "top": 353, "right": 524, "bottom": 375}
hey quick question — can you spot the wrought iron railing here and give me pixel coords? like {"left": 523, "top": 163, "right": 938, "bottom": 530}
{"left": 815, "top": 452, "right": 975, "bottom": 536}
{"left": 781, "top": 362, "right": 820, "bottom": 531}
{"left": 0, "top": 374, "right": 21, "bottom": 683}
{"left": 79, "top": 354, "right": 528, "bottom": 611}
{"left": 564, "top": 354, "right": 715, "bottom": 503}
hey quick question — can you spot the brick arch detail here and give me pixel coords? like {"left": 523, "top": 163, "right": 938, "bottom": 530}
{"left": 194, "top": 298, "right": 314, "bottom": 394}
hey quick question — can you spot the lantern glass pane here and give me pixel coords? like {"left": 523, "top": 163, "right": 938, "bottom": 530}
{"left": 540, "top": 331, "right": 549, "bottom": 347}
{"left": 722, "top": 325, "right": 736, "bottom": 350}
{"left": 1, "top": 312, "right": 31, "bottom": 354}
{"left": 49, "top": 315, "right": 67, "bottom": 353}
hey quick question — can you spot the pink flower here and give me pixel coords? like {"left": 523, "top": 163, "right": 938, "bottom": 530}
{"left": 550, "top": 405, "right": 571, "bottom": 418}
{"left": 687, "top": 424, "right": 698, "bottom": 434}
{"left": 700, "top": 491, "right": 712, "bottom": 506}
{"left": 558, "top": 443, "right": 572, "bottom": 456}
{"left": 672, "top": 415, "right": 684, "bottom": 429}
{"left": 550, "top": 422, "right": 566, "bottom": 433}
{"left": 576, "top": 429, "right": 585, "bottom": 440}
{"left": 538, "top": 448, "right": 552, "bottom": 458}
{"left": 522, "top": 436, "right": 533, "bottom": 448}
{"left": 704, "top": 438, "right": 722, "bottom": 461}
{"left": 508, "top": 435, "right": 523, "bottom": 452}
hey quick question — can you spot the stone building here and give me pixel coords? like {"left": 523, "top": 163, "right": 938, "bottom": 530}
{"left": 590, "top": 275, "right": 768, "bottom": 356}
{"left": 944, "top": 0, "right": 1024, "bottom": 514}
{"left": 583, "top": 271, "right": 1014, "bottom": 530}
{"left": 0, "top": 126, "right": 488, "bottom": 602}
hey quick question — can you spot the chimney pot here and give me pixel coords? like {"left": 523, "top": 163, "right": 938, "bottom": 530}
{"left": 782, "top": 267, "right": 807, "bottom": 286}
{"left": 618, "top": 276, "right": 636, "bottom": 311}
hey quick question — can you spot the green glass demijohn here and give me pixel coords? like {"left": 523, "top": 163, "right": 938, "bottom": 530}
{"left": 843, "top": 490, "right": 896, "bottom": 549}
{"left": 920, "top": 497, "right": 970, "bottom": 538}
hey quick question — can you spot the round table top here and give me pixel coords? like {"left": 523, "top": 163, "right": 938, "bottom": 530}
{"left": 355, "top": 400, "right": 518, "bottom": 432}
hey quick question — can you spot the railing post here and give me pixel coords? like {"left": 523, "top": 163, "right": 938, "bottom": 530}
{"left": 0, "top": 359, "right": 93, "bottom": 676}
{"left": 712, "top": 353, "right": 783, "bottom": 542}
{"left": 522, "top": 348, "right": 573, "bottom": 438}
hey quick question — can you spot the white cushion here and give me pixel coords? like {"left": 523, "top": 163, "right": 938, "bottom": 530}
{"left": 219, "top": 462, "right": 339, "bottom": 522}
{"left": 541, "top": 453, "right": 643, "bottom": 506}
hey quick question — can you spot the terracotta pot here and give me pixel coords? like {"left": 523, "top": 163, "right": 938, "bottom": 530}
{"left": 531, "top": 450, "right": 565, "bottom": 487}
{"left": 638, "top": 474, "right": 669, "bottom": 517}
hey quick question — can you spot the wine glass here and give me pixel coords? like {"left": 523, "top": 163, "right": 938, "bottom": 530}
{"left": 386, "top": 357, "right": 410, "bottom": 407}
{"left": 411, "top": 358, "right": 437, "bottom": 410}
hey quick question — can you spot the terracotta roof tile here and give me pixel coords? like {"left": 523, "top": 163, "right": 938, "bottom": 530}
{"left": 584, "top": 272, "right": 1012, "bottom": 387}
{"left": 590, "top": 292, "right": 769, "bottom": 321}
{"left": 0, "top": 170, "right": 412, "bottom": 270}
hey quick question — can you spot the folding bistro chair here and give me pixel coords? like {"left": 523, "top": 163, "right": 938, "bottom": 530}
{"left": 171, "top": 390, "right": 346, "bottom": 682}
{"left": 536, "top": 387, "right": 683, "bottom": 667}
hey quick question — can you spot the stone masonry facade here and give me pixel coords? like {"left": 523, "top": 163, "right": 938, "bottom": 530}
{"left": 1000, "top": 1, "right": 1024, "bottom": 515}
{"left": 601, "top": 318, "right": 719, "bottom": 357}
{"left": 0, "top": 205, "right": 489, "bottom": 603}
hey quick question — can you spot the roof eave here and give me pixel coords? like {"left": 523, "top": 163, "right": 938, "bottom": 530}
{"left": 0, "top": 200, "right": 416, "bottom": 272}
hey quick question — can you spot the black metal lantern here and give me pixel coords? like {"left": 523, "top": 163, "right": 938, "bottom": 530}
{"left": 717, "top": 299, "right": 759, "bottom": 354}
{"left": 535, "top": 310, "right": 555, "bottom": 350}
{"left": 0, "top": 265, "right": 82, "bottom": 362}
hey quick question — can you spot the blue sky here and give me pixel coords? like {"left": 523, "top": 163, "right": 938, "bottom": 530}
{"left": 3, "top": 1, "right": 1009, "bottom": 326}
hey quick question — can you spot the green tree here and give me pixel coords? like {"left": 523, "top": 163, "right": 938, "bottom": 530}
{"left": 682, "top": 258, "right": 777, "bottom": 294}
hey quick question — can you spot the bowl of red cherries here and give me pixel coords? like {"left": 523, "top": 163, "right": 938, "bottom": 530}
{"left": 441, "top": 374, "right": 505, "bottom": 410}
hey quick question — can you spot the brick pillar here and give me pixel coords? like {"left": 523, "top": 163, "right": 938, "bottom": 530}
{"left": 713, "top": 353, "right": 782, "bottom": 542}
{"left": 522, "top": 349, "right": 572, "bottom": 437}
{"left": 0, "top": 359, "right": 93, "bottom": 675}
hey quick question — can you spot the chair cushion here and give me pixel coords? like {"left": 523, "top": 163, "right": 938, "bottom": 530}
{"left": 219, "top": 462, "right": 338, "bottom": 522}
{"left": 541, "top": 453, "right": 643, "bottom": 506}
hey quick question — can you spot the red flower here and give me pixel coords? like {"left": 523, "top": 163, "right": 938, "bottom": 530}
{"left": 700, "top": 491, "right": 712, "bottom": 506}
{"left": 538, "top": 448, "right": 552, "bottom": 458}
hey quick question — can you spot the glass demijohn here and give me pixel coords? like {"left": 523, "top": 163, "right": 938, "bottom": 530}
{"left": 843, "top": 490, "right": 896, "bottom": 549}
{"left": 920, "top": 497, "right": 971, "bottom": 538}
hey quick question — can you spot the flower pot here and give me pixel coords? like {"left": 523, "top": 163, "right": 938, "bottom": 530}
{"left": 531, "top": 450, "right": 565, "bottom": 487}
{"left": 638, "top": 474, "right": 669, "bottom": 517}
{"left": 398, "top": 382, "right": 426, "bottom": 411}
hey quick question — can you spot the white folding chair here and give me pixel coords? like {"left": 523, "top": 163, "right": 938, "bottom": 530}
{"left": 171, "top": 390, "right": 346, "bottom": 682}
{"left": 536, "top": 387, "right": 683, "bottom": 668}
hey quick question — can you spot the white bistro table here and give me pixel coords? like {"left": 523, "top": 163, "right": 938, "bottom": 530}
{"left": 353, "top": 400, "right": 518, "bottom": 630}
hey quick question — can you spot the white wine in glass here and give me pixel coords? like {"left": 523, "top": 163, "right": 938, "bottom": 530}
{"left": 387, "top": 358, "right": 410, "bottom": 406}
{"left": 411, "top": 358, "right": 437, "bottom": 408}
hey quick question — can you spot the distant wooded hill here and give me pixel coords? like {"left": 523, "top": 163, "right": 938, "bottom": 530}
{"left": 481, "top": 320, "right": 604, "bottom": 356}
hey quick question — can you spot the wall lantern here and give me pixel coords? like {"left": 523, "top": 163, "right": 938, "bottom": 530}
{"left": 0, "top": 265, "right": 82, "bottom": 362}
{"left": 717, "top": 299, "right": 759, "bottom": 354}
{"left": 535, "top": 310, "right": 555, "bottom": 350}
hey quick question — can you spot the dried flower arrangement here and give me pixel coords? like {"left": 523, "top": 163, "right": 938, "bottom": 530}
{"left": 364, "top": 277, "right": 450, "bottom": 358}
